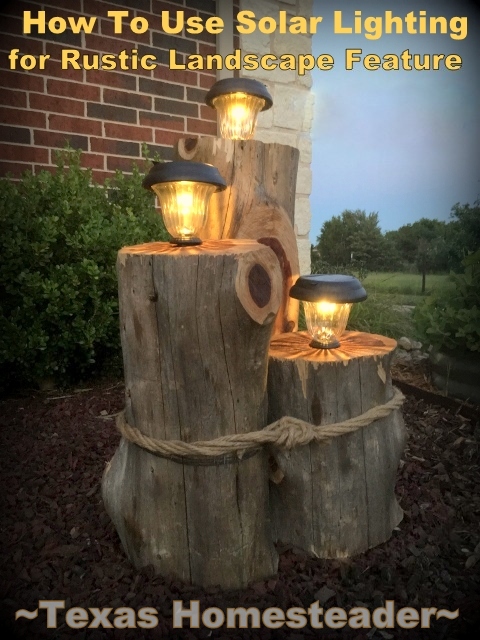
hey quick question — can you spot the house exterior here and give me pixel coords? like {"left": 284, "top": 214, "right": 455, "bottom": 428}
{"left": 0, "top": 0, "right": 313, "bottom": 272}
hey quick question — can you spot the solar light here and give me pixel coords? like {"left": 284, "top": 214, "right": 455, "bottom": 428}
{"left": 205, "top": 78, "right": 273, "bottom": 140}
{"left": 289, "top": 275, "right": 367, "bottom": 349}
{"left": 143, "top": 161, "right": 227, "bottom": 246}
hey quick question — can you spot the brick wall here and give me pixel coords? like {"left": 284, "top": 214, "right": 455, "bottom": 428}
{"left": 0, "top": 0, "right": 238, "bottom": 182}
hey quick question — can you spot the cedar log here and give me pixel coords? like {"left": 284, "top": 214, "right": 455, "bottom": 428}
{"left": 176, "top": 137, "right": 300, "bottom": 335}
{"left": 267, "top": 331, "right": 406, "bottom": 558}
{"left": 102, "top": 240, "right": 282, "bottom": 589}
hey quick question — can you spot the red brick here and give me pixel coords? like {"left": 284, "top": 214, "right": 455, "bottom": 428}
{"left": 152, "top": 32, "right": 197, "bottom": 55}
{"left": 153, "top": 65, "right": 198, "bottom": 87}
{"left": 140, "top": 112, "right": 184, "bottom": 130}
{"left": 200, "top": 105, "right": 217, "bottom": 122}
{"left": 0, "top": 34, "right": 44, "bottom": 56}
{"left": 155, "top": 97, "right": 197, "bottom": 117}
{"left": 0, "top": 161, "right": 32, "bottom": 178}
{"left": 199, "top": 72, "right": 216, "bottom": 89}
{"left": 199, "top": 42, "right": 216, "bottom": 57}
{"left": 185, "top": 28, "right": 216, "bottom": 46}
{"left": 104, "top": 122, "right": 152, "bottom": 142}
{"left": 99, "top": 17, "right": 150, "bottom": 44}
{"left": 107, "top": 155, "right": 143, "bottom": 172}
{"left": 0, "top": 107, "right": 46, "bottom": 128}
{"left": 91, "top": 138, "right": 140, "bottom": 156}
{"left": 187, "top": 86, "right": 208, "bottom": 103}
{"left": 29, "top": 93, "right": 85, "bottom": 116}
{"left": 48, "top": 114, "right": 102, "bottom": 136}
{"left": 0, "top": 15, "right": 23, "bottom": 37}
{"left": 92, "top": 169, "right": 114, "bottom": 183}
{"left": 144, "top": 143, "right": 174, "bottom": 162}
{"left": 39, "top": 0, "right": 87, "bottom": 9}
{"left": 0, "top": 125, "right": 31, "bottom": 144}
{"left": 45, "top": 43, "right": 91, "bottom": 61}
{"left": 0, "top": 143, "right": 48, "bottom": 163}
{"left": 84, "top": 0, "right": 151, "bottom": 19}
{"left": 85, "top": 33, "right": 139, "bottom": 55}
{"left": 154, "top": 129, "right": 183, "bottom": 146}
{"left": 0, "top": 89, "right": 27, "bottom": 108}
{"left": 87, "top": 103, "right": 137, "bottom": 123}
{"left": 103, "top": 88, "right": 151, "bottom": 110}
{"left": 139, "top": 77, "right": 184, "bottom": 99}
{"left": 186, "top": 118, "right": 216, "bottom": 136}
{"left": 81, "top": 153, "right": 105, "bottom": 170}
{"left": 45, "top": 60, "right": 85, "bottom": 82}
{"left": 152, "top": 1, "right": 196, "bottom": 20}
{"left": 34, "top": 129, "right": 89, "bottom": 150}
{"left": 187, "top": 0, "right": 216, "bottom": 15}
{"left": 0, "top": 70, "right": 44, "bottom": 92}
{"left": 47, "top": 78, "right": 100, "bottom": 101}
{"left": 86, "top": 69, "right": 136, "bottom": 90}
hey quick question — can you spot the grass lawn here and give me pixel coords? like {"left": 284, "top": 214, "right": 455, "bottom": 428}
{"left": 363, "top": 272, "right": 449, "bottom": 305}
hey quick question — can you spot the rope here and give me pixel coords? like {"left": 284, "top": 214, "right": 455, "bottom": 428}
{"left": 116, "top": 387, "right": 405, "bottom": 463}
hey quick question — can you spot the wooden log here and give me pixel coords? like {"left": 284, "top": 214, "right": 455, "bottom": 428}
{"left": 267, "top": 331, "right": 406, "bottom": 558}
{"left": 102, "top": 240, "right": 282, "bottom": 589}
{"left": 176, "top": 137, "right": 300, "bottom": 335}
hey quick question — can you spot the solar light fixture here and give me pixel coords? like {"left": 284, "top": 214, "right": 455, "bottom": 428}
{"left": 205, "top": 78, "right": 273, "bottom": 140}
{"left": 143, "top": 161, "right": 227, "bottom": 246}
{"left": 289, "top": 275, "right": 367, "bottom": 349}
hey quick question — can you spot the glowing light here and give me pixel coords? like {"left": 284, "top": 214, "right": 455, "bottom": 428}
{"left": 289, "top": 275, "right": 367, "bottom": 349}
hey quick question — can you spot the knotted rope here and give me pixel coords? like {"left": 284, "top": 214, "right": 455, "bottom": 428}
{"left": 116, "top": 387, "right": 405, "bottom": 464}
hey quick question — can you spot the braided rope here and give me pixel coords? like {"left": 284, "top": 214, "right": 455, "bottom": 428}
{"left": 116, "top": 387, "right": 405, "bottom": 462}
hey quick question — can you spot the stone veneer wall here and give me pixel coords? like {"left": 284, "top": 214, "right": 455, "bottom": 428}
{"left": 239, "top": 0, "right": 314, "bottom": 274}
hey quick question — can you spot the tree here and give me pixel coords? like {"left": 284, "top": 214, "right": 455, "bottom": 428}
{"left": 315, "top": 210, "right": 385, "bottom": 271}
{"left": 449, "top": 199, "right": 480, "bottom": 265}
{"left": 387, "top": 218, "right": 451, "bottom": 286}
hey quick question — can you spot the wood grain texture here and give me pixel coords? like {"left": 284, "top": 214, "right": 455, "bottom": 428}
{"left": 267, "top": 331, "right": 406, "bottom": 558}
{"left": 103, "top": 240, "right": 282, "bottom": 588}
{"left": 176, "top": 138, "right": 300, "bottom": 335}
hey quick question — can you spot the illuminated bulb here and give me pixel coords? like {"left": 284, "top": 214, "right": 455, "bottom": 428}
{"left": 303, "top": 300, "right": 353, "bottom": 349}
{"left": 142, "top": 161, "right": 227, "bottom": 246}
{"left": 205, "top": 78, "right": 273, "bottom": 141}
{"left": 151, "top": 180, "right": 217, "bottom": 243}
{"left": 289, "top": 275, "right": 367, "bottom": 350}
{"left": 212, "top": 92, "right": 266, "bottom": 140}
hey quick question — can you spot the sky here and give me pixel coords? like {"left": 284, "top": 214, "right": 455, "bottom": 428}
{"left": 310, "top": 0, "right": 480, "bottom": 241}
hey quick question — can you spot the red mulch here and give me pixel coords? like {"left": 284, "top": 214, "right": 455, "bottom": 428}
{"left": 0, "top": 380, "right": 479, "bottom": 640}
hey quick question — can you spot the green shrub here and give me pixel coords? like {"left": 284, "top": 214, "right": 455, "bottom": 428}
{"left": 347, "top": 293, "right": 416, "bottom": 340}
{"left": 0, "top": 148, "right": 167, "bottom": 388}
{"left": 413, "top": 250, "right": 480, "bottom": 353}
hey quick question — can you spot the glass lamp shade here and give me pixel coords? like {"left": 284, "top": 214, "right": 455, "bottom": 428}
{"left": 205, "top": 78, "right": 273, "bottom": 141}
{"left": 303, "top": 300, "right": 352, "bottom": 349}
{"left": 212, "top": 92, "right": 266, "bottom": 140}
{"left": 142, "top": 161, "right": 227, "bottom": 245}
{"left": 150, "top": 180, "right": 217, "bottom": 244}
{"left": 289, "top": 275, "right": 367, "bottom": 349}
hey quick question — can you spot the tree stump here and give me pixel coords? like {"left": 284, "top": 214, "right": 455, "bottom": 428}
{"left": 102, "top": 239, "right": 282, "bottom": 589}
{"left": 176, "top": 137, "right": 300, "bottom": 335}
{"left": 267, "top": 331, "right": 406, "bottom": 558}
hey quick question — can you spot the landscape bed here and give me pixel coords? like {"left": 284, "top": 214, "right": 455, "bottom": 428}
{"left": 0, "top": 378, "right": 478, "bottom": 639}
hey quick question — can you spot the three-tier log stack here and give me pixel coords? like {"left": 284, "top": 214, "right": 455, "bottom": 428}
{"left": 102, "top": 138, "right": 406, "bottom": 589}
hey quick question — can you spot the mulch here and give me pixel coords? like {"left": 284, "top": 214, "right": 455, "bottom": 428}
{"left": 0, "top": 379, "right": 479, "bottom": 640}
